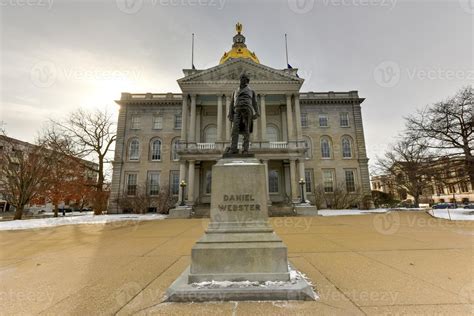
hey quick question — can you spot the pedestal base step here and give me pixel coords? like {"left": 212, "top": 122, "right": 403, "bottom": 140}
{"left": 168, "top": 206, "right": 193, "bottom": 219}
{"left": 294, "top": 204, "right": 319, "bottom": 216}
{"left": 165, "top": 264, "right": 317, "bottom": 302}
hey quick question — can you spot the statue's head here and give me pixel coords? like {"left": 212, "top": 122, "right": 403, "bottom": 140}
{"left": 240, "top": 73, "right": 250, "bottom": 87}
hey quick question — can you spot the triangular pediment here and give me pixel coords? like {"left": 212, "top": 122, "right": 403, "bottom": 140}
{"left": 178, "top": 59, "right": 303, "bottom": 84}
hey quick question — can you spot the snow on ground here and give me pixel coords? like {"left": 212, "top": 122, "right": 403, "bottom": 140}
{"left": 190, "top": 265, "right": 317, "bottom": 297}
{"left": 428, "top": 208, "right": 474, "bottom": 221}
{"left": 318, "top": 209, "right": 389, "bottom": 216}
{"left": 0, "top": 213, "right": 167, "bottom": 231}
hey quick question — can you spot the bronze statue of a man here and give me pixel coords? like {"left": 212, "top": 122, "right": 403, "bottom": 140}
{"left": 227, "top": 73, "right": 260, "bottom": 154}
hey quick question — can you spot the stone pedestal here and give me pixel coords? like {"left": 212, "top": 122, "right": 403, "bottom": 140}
{"left": 165, "top": 157, "right": 315, "bottom": 301}
{"left": 294, "top": 203, "right": 319, "bottom": 216}
{"left": 189, "top": 157, "right": 289, "bottom": 282}
{"left": 168, "top": 205, "right": 192, "bottom": 219}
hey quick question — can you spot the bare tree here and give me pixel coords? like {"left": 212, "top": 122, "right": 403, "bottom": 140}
{"left": 46, "top": 108, "right": 116, "bottom": 215}
{"left": 116, "top": 185, "right": 175, "bottom": 214}
{"left": 0, "top": 136, "right": 55, "bottom": 220}
{"left": 406, "top": 86, "right": 473, "bottom": 187}
{"left": 377, "top": 137, "right": 435, "bottom": 207}
{"left": 312, "top": 184, "right": 362, "bottom": 209}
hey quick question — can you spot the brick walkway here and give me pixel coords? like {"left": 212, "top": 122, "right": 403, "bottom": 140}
{"left": 0, "top": 212, "right": 472, "bottom": 315}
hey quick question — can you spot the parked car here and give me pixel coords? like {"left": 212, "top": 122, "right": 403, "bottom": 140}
{"left": 432, "top": 203, "right": 456, "bottom": 209}
{"left": 463, "top": 204, "right": 474, "bottom": 209}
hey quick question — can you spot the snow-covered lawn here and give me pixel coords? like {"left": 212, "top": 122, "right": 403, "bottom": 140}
{"left": 0, "top": 213, "right": 167, "bottom": 231}
{"left": 428, "top": 208, "right": 473, "bottom": 221}
{"left": 318, "top": 209, "right": 389, "bottom": 216}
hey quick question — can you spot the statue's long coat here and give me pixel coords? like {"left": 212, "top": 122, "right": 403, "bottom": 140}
{"left": 228, "top": 85, "right": 259, "bottom": 134}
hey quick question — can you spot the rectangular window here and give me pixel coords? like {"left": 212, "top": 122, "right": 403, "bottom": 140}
{"left": 304, "top": 169, "right": 313, "bottom": 193}
{"left": 448, "top": 184, "right": 456, "bottom": 194}
{"left": 323, "top": 169, "right": 335, "bottom": 193}
{"left": 301, "top": 113, "right": 308, "bottom": 128}
{"left": 345, "top": 170, "right": 356, "bottom": 192}
{"left": 126, "top": 173, "right": 137, "bottom": 196}
{"left": 131, "top": 115, "right": 141, "bottom": 130}
{"left": 174, "top": 114, "right": 182, "bottom": 129}
{"left": 436, "top": 185, "right": 444, "bottom": 195}
{"left": 148, "top": 172, "right": 160, "bottom": 196}
{"left": 170, "top": 171, "right": 180, "bottom": 195}
{"left": 340, "top": 112, "right": 350, "bottom": 127}
{"left": 153, "top": 115, "right": 163, "bottom": 130}
{"left": 269, "top": 170, "right": 279, "bottom": 193}
{"left": 319, "top": 115, "right": 328, "bottom": 127}
{"left": 459, "top": 182, "right": 469, "bottom": 193}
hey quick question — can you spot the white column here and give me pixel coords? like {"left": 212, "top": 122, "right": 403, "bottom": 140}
{"left": 217, "top": 95, "right": 223, "bottom": 142}
{"left": 263, "top": 159, "right": 270, "bottom": 203}
{"left": 189, "top": 94, "right": 197, "bottom": 143}
{"left": 180, "top": 95, "right": 188, "bottom": 141}
{"left": 294, "top": 94, "right": 302, "bottom": 141}
{"left": 225, "top": 94, "right": 231, "bottom": 142}
{"left": 281, "top": 106, "right": 288, "bottom": 141}
{"left": 252, "top": 116, "right": 259, "bottom": 142}
{"left": 178, "top": 161, "right": 187, "bottom": 203}
{"left": 260, "top": 94, "right": 267, "bottom": 142}
{"left": 289, "top": 158, "right": 297, "bottom": 202}
{"left": 286, "top": 94, "right": 294, "bottom": 142}
{"left": 196, "top": 107, "right": 201, "bottom": 142}
{"left": 188, "top": 160, "right": 195, "bottom": 204}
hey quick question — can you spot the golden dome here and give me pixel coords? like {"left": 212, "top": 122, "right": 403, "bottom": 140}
{"left": 219, "top": 23, "right": 260, "bottom": 64}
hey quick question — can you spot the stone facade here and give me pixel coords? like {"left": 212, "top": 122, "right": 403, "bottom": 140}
{"left": 109, "top": 47, "right": 372, "bottom": 213}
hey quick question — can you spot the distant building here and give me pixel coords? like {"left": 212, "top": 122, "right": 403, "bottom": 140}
{"left": 0, "top": 135, "right": 98, "bottom": 213}
{"left": 371, "top": 157, "right": 473, "bottom": 205}
{"left": 109, "top": 24, "right": 373, "bottom": 213}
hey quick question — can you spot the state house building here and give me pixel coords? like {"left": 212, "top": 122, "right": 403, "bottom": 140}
{"left": 108, "top": 25, "right": 372, "bottom": 214}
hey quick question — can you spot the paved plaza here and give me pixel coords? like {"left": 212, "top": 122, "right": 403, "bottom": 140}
{"left": 0, "top": 211, "right": 473, "bottom": 315}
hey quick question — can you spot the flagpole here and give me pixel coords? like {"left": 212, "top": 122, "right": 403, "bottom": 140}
{"left": 191, "top": 33, "right": 195, "bottom": 69}
{"left": 285, "top": 33, "right": 289, "bottom": 68}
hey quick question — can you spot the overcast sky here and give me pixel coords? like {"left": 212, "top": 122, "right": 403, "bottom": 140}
{"left": 1, "top": 0, "right": 472, "bottom": 166}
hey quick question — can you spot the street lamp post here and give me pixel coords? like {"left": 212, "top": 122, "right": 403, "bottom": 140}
{"left": 179, "top": 180, "right": 187, "bottom": 206}
{"left": 299, "top": 178, "right": 306, "bottom": 204}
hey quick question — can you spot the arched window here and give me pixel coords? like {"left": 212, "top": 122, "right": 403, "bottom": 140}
{"left": 171, "top": 138, "right": 180, "bottom": 161}
{"left": 204, "top": 125, "right": 217, "bottom": 143}
{"left": 267, "top": 125, "right": 279, "bottom": 142}
{"left": 302, "top": 136, "right": 312, "bottom": 159}
{"left": 129, "top": 139, "right": 140, "bottom": 161}
{"left": 320, "top": 137, "right": 332, "bottom": 159}
{"left": 269, "top": 170, "right": 279, "bottom": 193}
{"left": 150, "top": 139, "right": 161, "bottom": 161}
{"left": 341, "top": 137, "right": 353, "bottom": 158}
